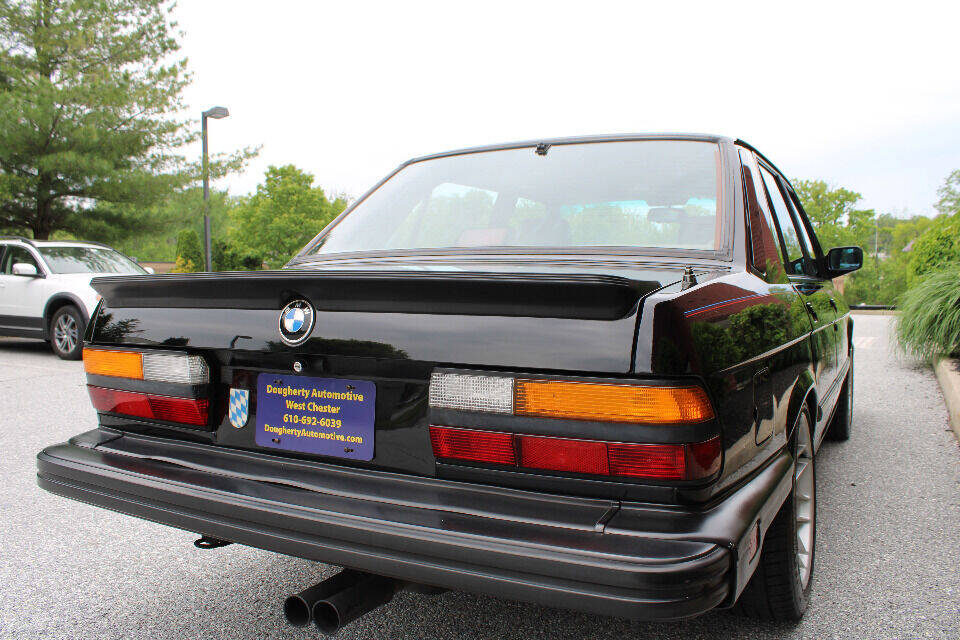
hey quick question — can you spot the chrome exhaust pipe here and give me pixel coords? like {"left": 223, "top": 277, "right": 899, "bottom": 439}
{"left": 283, "top": 570, "right": 400, "bottom": 633}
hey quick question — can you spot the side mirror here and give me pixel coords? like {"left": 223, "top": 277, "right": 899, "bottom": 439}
{"left": 825, "top": 246, "right": 863, "bottom": 277}
{"left": 144, "top": 266, "right": 155, "bottom": 274}
{"left": 12, "top": 262, "right": 40, "bottom": 277}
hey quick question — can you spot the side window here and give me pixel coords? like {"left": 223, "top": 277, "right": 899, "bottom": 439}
{"left": 2, "top": 246, "right": 40, "bottom": 274}
{"left": 783, "top": 185, "right": 822, "bottom": 257}
{"left": 758, "top": 165, "right": 809, "bottom": 276}
{"left": 740, "top": 153, "right": 784, "bottom": 279}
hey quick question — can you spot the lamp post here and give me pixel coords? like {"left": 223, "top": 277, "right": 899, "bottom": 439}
{"left": 201, "top": 106, "right": 229, "bottom": 271}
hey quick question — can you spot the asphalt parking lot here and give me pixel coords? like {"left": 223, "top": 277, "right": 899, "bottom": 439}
{"left": 1, "top": 314, "right": 958, "bottom": 639}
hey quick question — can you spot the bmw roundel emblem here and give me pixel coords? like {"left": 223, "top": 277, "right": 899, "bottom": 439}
{"left": 278, "top": 299, "right": 315, "bottom": 346}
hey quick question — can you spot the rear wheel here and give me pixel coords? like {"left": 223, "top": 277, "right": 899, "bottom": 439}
{"left": 735, "top": 408, "right": 816, "bottom": 621}
{"left": 50, "top": 305, "right": 85, "bottom": 360}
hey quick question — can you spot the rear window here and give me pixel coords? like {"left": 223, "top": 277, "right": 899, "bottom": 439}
{"left": 306, "top": 140, "right": 721, "bottom": 256}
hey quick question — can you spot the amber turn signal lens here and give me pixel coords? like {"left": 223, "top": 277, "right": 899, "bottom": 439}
{"left": 514, "top": 380, "right": 714, "bottom": 424}
{"left": 83, "top": 348, "right": 144, "bottom": 380}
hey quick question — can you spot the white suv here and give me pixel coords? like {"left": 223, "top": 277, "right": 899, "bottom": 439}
{"left": 0, "top": 237, "right": 151, "bottom": 359}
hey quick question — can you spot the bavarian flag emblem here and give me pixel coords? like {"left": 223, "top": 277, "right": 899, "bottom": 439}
{"left": 228, "top": 388, "right": 249, "bottom": 428}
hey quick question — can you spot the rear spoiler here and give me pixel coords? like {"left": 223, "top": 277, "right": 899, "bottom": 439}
{"left": 90, "top": 270, "right": 659, "bottom": 320}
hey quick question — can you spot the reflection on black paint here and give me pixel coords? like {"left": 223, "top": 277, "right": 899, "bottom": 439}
{"left": 94, "top": 312, "right": 141, "bottom": 343}
{"left": 265, "top": 338, "right": 409, "bottom": 360}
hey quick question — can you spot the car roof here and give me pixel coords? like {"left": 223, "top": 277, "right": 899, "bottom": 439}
{"left": 405, "top": 132, "right": 737, "bottom": 165}
{"left": 30, "top": 241, "right": 110, "bottom": 248}
{"left": 0, "top": 238, "right": 114, "bottom": 250}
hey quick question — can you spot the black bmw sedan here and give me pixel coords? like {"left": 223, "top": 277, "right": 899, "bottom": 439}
{"left": 38, "top": 134, "right": 862, "bottom": 632}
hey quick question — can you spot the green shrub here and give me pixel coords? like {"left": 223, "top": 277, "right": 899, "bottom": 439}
{"left": 175, "top": 229, "right": 204, "bottom": 271}
{"left": 895, "top": 264, "right": 960, "bottom": 361}
{"left": 908, "top": 214, "right": 960, "bottom": 284}
{"left": 170, "top": 255, "right": 196, "bottom": 273}
{"left": 212, "top": 239, "right": 262, "bottom": 271}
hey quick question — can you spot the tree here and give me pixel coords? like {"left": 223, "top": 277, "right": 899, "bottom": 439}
{"left": 231, "top": 165, "right": 348, "bottom": 268}
{"left": 212, "top": 238, "right": 261, "bottom": 271}
{"left": 173, "top": 228, "right": 202, "bottom": 273}
{"left": 793, "top": 179, "right": 873, "bottom": 250}
{"left": 907, "top": 213, "right": 960, "bottom": 283}
{"left": 0, "top": 0, "right": 255, "bottom": 239}
{"left": 904, "top": 170, "right": 960, "bottom": 284}
{"left": 935, "top": 169, "right": 960, "bottom": 215}
{"left": 111, "top": 187, "right": 239, "bottom": 262}
{"left": 792, "top": 177, "right": 940, "bottom": 305}
{"left": 792, "top": 180, "right": 862, "bottom": 227}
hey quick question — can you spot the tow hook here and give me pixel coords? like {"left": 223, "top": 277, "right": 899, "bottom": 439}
{"left": 194, "top": 535, "right": 232, "bottom": 549}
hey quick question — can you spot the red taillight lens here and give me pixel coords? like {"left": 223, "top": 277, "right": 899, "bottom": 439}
{"left": 88, "top": 386, "right": 152, "bottom": 419}
{"left": 607, "top": 442, "right": 687, "bottom": 479}
{"left": 430, "top": 426, "right": 721, "bottom": 481}
{"left": 88, "top": 386, "right": 209, "bottom": 426}
{"left": 429, "top": 426, "right": 516, "bottom": 465}
{"left": 686, "top": 437, "right": 723, "bottom": 479}
{"left": 518, "top": 435, "right": 609, "bottom": 475}
{"left": 147, "top": 395, "right": 209, "bottom": 425}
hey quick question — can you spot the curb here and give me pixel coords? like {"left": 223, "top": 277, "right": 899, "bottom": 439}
{"left": 934, "top": 358, "right": 960, "bottom": 444}
{"left": 850, "top": 310, "right": 898, "bottom": 316}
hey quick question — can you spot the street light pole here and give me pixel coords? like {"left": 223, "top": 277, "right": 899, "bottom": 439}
{"left": 201, "top": 106, "right": 229, "bottom": 272}
{"left": 875, "top": 214, "right": 880, "bottom": 272}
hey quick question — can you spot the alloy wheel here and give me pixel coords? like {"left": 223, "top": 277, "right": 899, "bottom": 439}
{"left": 54, "top": 313, "right": 78, "bottom": 355}
{"left": 794, "top": 422, "right": 815, "bottom": 589}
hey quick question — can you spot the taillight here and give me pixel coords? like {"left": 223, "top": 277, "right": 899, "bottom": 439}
{"left": 429, "top": 426, "right": 721, "bottom": 481}
{"left": 428, "top": 372, "right": 513, "bottom": 414}
{"left": 518, "top": 435, "right": 609, "bottom": 475}
{"left": 429, "top": 427, "right": 516, "bottom": 465}
{"left": 607, "top": 442, "right": 687, "bottom": 479}
{"left": 83, "top": 348, "right": 209, "bottom": 384}
{"left": 429, "top": 372, "right": 714, "bottom": 424}
{"left": 88, "top": 386, "right": 209, "bottom": 426}
{"left": 83, "top": 348, "right": 211, "bottom": 427}
{"left": 515, "top": 379, "right": 714, "bottom": 424}
{"left": 83, "top": 349, "right": 144, "bottom": 379}
{"left": 683, "top": 437, "right": 724, "bottom": 478}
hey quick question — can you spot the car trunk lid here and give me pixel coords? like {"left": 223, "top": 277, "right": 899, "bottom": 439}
{"left": 87, "top": 267, "right": 690, "bottom": 488}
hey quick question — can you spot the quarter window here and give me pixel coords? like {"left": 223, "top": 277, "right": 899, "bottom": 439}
{"left": 741, "top": 152, "right": 783, "bottom": 277}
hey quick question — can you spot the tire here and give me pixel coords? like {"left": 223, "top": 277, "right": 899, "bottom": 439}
{"left": 734, "top": 408, "right": 816, "bottom": 621}
{"left": 50, "top": 305, "right": 85, "bottom": 360}
{"left": 826, "top": 349, "right": 853, "bottom": 441}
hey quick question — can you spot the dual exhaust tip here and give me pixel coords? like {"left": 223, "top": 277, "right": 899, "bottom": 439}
{"left": 284, "top": 570, "right": 402, "bottom": 635}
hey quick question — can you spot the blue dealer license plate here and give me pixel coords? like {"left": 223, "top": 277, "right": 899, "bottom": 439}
{"left": 254, "top": 373, "right": 376, "bottom": 461}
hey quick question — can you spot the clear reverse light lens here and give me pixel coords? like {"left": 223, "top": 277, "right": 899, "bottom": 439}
{"left": 142, "top": 352, "right": 210, "bottom": 384}
{"left": 429, "top": 372, "right": 513, "bottom": 414}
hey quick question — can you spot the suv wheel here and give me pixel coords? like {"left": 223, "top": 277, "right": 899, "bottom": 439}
{"left": 735, "top": 407, "right": 816, "bottom": 621}
{"left": 50, "top": 305, "right": 85, "bottom": 360}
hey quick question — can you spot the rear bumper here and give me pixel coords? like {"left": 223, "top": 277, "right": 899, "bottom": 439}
{"left": 37, "top": 430, "right": 792, "bottom": 621}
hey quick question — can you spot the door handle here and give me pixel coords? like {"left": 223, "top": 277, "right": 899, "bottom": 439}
{"left": 805, "top": 302, "right": 818, "bottom": 322}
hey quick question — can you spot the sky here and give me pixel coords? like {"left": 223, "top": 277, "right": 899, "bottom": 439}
{"left": 174, "top": 1, "right": 960, "bottom": 217}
